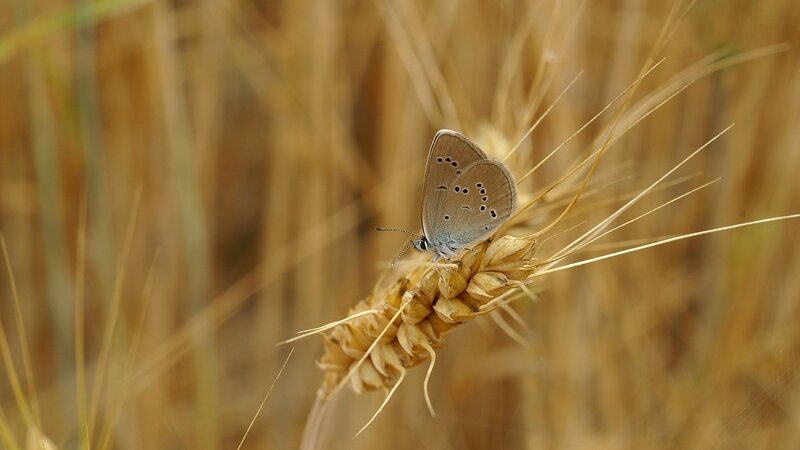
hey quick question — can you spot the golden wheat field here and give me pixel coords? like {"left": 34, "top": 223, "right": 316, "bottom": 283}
{"left": 1, "top": 0, "right": 800, "bottom": 448}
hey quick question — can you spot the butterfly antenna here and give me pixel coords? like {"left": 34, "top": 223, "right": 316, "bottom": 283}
{"left": 376, "top": 228, "right": 420, "bottom": 266}
{"left": 391, "top": 241, "right": 415, "bottom": 265}
{"left": 375, "top": 227, "right": 421, "bottom": 237}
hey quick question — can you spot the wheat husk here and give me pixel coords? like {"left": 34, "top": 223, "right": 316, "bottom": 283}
{"left": 316, "top": 233, "right": 537, "bottom": 399}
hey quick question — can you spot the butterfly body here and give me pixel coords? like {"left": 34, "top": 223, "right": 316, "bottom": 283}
{"left": 411, "top": 235, "right": 459, "bottom": 260}
{"left": 414, "top": 129, "right": 517, "bottom": 260}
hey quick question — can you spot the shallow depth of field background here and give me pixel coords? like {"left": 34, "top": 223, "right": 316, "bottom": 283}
{"left": 1, "top": 0, "right": 799, "bottom": 448}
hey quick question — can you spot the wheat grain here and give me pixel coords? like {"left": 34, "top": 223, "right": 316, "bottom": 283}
{"left": 316, "top": 232, "right": 538, "bottom": 414}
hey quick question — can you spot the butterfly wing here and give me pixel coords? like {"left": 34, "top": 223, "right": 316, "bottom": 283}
{"left": 428, "top": 159, "right": 517, "bottom": 251}
{"left": 422, "top": 129, "right": 488, "bottom": 240}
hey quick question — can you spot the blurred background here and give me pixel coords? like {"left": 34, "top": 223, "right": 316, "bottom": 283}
{"left": 1, "top": 0, "right": 799, "bottom": 448}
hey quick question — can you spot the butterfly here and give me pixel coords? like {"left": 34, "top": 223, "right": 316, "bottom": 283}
{"left": 410, "top": 129, "right": 517, "bottom": 260}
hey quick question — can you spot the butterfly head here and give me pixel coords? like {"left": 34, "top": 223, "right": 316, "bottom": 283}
{"left": 411, "top": 236, "right": 431, "bottom": 252}
{"left": 412, "top": 236, "right": 459, "bottom": 261}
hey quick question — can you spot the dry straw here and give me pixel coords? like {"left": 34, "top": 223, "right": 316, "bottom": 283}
{"left": 294, "top": 117, "right": 800, "bottom": 441}
{"left": 4, "top": 0, "right": 800, "bottom": 448}
{"left": 283, "top": 30, "right": 668, "bottom": 433}
{"left": 289, "top": 12, "right": 800, "bottom": 441}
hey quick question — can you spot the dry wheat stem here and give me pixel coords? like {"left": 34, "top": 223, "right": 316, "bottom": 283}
{"left": 96, "top": 252, "right": 161, "bottom": 450}
{"left": 503, "top": 70, "right": 582, "bottom": 163}
{"left": 550, "top": 125, "right": 732, "bottom": 264}
{"left": 579, "top": 179, "right": 721, "bottom": 250}
{"left": 490, "top": 310, "right": 530, "bottom": 349}
{"left": 1, "top": 235, "right": 41, "bottom": 431}
{"left": 516, "top": 59, "right": 665, "bottom": 185}
{"left": 87, "top": 187, "right": 142, "bottom": 442}
{"left": 0, "top": 407, "right": 16, "bottom": 450}
{"left": 279, "top": 310, "right": 380, "bottom": 345}
{"left": 236, "top": 348, "right": 294, "bottom": 450}
{"left": 355, "top": 367, "right": 406, "bottom": 437}
{"left": 537, "top": 214, "right": 800, "bottom": 278}
{"left": 0, "top": 237, "right": 35, "bottom": 428}
{"left": 74, "top": 194, "right": 88, "bottom": 450}
{"left": 492, "top": 2, "right": 544, "bottom": 124}
{"left": 519, "top": 0, "right": 587, "bottom": 129}
{"left": 538, "top": 177, "right": 720, "bottom": 268}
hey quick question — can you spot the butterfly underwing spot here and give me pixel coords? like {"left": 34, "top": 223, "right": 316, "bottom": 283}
{"left": 484, "top": 226, "right": 489, "bottom": 231}
{"left": 461, "top": 205, "right": 471, "bottom": 210}
{"left": 454, "top": 186, "right": 461, "bottom": 192}
{"left": 436, "top": 185, "right": 447, "bottom": 190}
{"left": 444, "top": 215, "right": 450, "bottom": 220}
{"left": 480, "top": 188, "right": 486, "bottom": 194}
{"left": 480, "top": 205, "right": 486, "bottom": 211}
{"left": 456, "top": 170, "right": 462, "bottom": 175}
{"left": 451, "top": 161, "right": 458, "bottom": 167}
{"left": 436, "top": 157, "right": 443, "bottom": 163}
{"left": 445, "top": 157, "right": 451, "bottom": 162}
{"left": 462, "top": 188, "right": 469, "bottom": 194}
{"left": 490, "top": 209, "right": 497, "bottom": 218}
{"left": 482, "top": 196, "right": 488, "bottom": 202}
{"left": 476, "top": 182, "right": 483, "bottom": 188}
